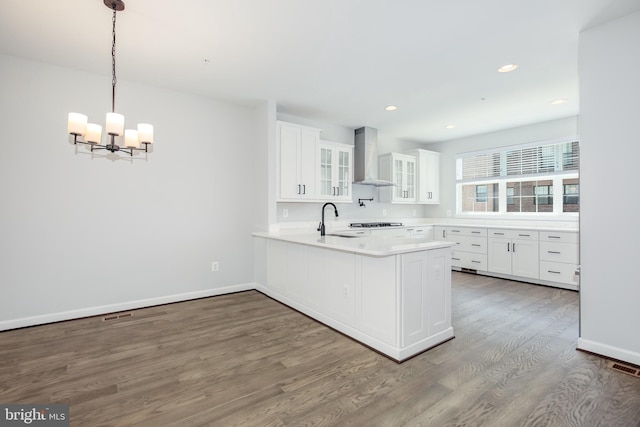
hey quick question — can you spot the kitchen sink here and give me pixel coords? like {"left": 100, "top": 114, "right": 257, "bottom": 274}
{"left": 326, "top": 233, "right": 363, "bottom": 238}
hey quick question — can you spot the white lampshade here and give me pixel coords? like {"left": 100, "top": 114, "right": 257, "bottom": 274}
{"left": 124, "top": 129, "right": 140, "bottom": 149}
{"left": 106, "top": 112, "right": 125, "bottom": 136}
{"left": 67, "top": 113, "right": 87, "bottom": 136}
{"left": 85, "top": 123, "right": 103, "bottom": 144}
{"left": 137, "top": 123, "right": 154, "bottom": 144}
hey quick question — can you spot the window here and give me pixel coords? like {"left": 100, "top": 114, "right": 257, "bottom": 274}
{"left": 456, "top": 140, "right": 579, "bottom": 216}
{"left": 462, "top": 183, "right": 499, "bottom": 213}
{"left": 476, "top": 185, "right": 487, "bottom": 202}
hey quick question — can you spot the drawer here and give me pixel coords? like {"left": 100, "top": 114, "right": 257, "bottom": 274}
{"left": 488, "top": 229, "right": 539, "bottom": 240}
{"left": 446, "top": 227, "right": 487, "bottom": 237}
{"left": 450, "top": 235, "right": 487, "bottom": 253}
{"left": 540, "top": 231, "right": 579, "bottom": 243}
{"left": 539, "top": 241, "right": 579, "bottom": 264}
{"left": 540, "top": 261, "right": 580, "bottom": 285}
{"left": 452, "top": 251, "right": 487, "bottom": 271}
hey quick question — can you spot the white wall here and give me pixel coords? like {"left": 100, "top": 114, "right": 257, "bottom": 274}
{"left": 0, "top": 54, "right": 263, "bottom": 330}
{"left": 426, "top": 117, "right": 579, "bottom": 220}
{"left": 578, "top": 11, "right": 640, "bottom": 365}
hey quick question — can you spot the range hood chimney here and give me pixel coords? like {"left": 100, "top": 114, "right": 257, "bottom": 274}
{"left": 353, "top": 127, "right": 395, "bottom": 186}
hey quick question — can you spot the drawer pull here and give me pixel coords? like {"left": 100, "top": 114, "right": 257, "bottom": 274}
{"left": 493, "top": 232, "right": 505, "bottom": 235}
{"left": 472, "top": 260, "right": 481, "bottom": 263}
{"left": 548, "top": 270, "right": 561, "bottom": 274}
{"left": 472, "top": 231, "right": 481, "bottom": 234}
{"left": 472, "top": 244, "right": 481, "bottom": 247}
{"left": 451, "top": 230, "right": 460, "bottom": 233}
{"left": 547, "top": 251, "right": 561, "bottom": 254}
{"left": 452, "top": 257, "right": 461, "bottom": 261}
{"left": 548, "top": 235, "right": 561, "bottom": 239}
{"left": 519, "top": 234, "right": 530, "bottom": 237}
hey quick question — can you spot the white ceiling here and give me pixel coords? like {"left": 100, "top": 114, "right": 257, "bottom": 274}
{"left": 1, "top": 0, "right": 639, "bottom": 143}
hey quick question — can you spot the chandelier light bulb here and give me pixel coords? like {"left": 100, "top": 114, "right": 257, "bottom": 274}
{"left": 67, "top": 113, "right": 88, "bottom": 136}
{"left": 85, "top": 123, "right": 103, "bottom": 144}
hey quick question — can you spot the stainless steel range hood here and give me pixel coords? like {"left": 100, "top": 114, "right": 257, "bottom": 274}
{"left": 353, "top": 127, "right": 395, "bottom": 186}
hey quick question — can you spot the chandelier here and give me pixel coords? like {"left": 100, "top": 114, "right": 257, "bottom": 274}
{"left": 67, "top": 0, "right": 153, "bottom": 157}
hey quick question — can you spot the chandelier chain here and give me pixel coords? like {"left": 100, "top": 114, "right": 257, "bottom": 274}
{"left": 111, "top": 7, "right": 117, "bottom": 113}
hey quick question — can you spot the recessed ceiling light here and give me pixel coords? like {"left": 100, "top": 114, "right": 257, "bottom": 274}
{"left": 550, "top": 98, "right": 568, "bottom": 105}
{"left": 384, "top": 105, "right": 398, "bottom": 111}
{"left": 445, "top": 124, "right": 456, "bottom": 129}
{"left": 497, "top": 64, "right": 518, "bottom": 73}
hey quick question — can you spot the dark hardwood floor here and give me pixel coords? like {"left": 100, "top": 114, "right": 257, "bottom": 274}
{"left": 1, "top": 272, "right": 639, "bottom": 426}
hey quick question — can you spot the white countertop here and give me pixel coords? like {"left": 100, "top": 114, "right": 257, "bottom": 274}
{"left": 253, "top": 231, "right": 455, "bottom": 257}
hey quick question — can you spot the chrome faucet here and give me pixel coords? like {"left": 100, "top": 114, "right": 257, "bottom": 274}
{"left": 318, "top": 202, "right": 339, "bottom": 236}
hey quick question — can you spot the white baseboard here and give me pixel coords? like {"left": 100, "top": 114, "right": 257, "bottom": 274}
{"left": 577, "top": 337, "right": 640, "bottom": 366}
{"left": 0, "top": 282, "right": 257, "bottom": 332}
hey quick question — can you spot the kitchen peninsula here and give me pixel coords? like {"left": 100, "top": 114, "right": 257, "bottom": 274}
{"left": 252, "top": 231, "right": 455, "bottom": 361}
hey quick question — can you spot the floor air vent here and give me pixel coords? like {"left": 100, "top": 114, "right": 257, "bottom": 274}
{"left": 607, "top": 360, "right": 640, "bottom": 378}
{"left": 103, "top": 312, "right": 133, "bottom": 322}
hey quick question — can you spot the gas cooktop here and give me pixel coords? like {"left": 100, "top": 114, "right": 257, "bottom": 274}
{"left": 349, "top": 222, "right": 403, "bottom": 228}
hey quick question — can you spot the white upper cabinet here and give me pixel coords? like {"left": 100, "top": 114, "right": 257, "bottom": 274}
{"left": 406, "top": 149, "right": 440, "bottom": 204}
{"left": 379, "top": 153, "right": 417, "bottom": 203}
{"left": 318, "top": 141, "right": 353, "bottom": 202}
{"left": 277, "top": 121, "right": 320, "bottom": 201}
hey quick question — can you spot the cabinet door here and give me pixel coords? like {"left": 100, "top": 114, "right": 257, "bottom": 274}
{"left": 405, "top": 158, "right": 417, "bottom": 202}
{"left": 278, "top": 124, "right": 303, "bottom": 200}
{"left": 423, "top": 151, "right": 439, "bottom": 204}
{"left": 511, "top": 238, "right": 539, "bottom": 279}
{"left": 393, "top": 157, "right": 405, "bottom": 200}
{"left": 488, "top": 236, "right": 512, "bottom": 274}
{"left": 299, "top": 128, "right": 318, "bottom": 199}
{"left": 335, "top": 146, "right": 352, "bottom": 200}
{"left": 318, "top": 144, "right": 334, "bottom": 198}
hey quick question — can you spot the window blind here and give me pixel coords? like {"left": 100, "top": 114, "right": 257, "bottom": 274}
{"left": 457, "top": 140, "right": 579, "bottom": 183}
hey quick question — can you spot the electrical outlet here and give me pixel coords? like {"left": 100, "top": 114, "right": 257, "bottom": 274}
{"left": 211, "top": 261, "right": 219, "bottom": 272}
{"left": 283, "top": 209, "right": 288, "bottom": 218}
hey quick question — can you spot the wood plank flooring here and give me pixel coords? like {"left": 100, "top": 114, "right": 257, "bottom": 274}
{"left": 1, "top": 272, "right": 640, "bottom": 426}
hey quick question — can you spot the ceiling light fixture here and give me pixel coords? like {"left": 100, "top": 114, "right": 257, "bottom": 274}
{"left": 497, "top": 64, "right": 518, "bottom": 73}
{"left": 67, "top": 0, "right": 153, "bottom": 157}
{"left": 384, "top": 105, "right": 398, "bottom": 111}
{"left": 550, "top": 98, "right": 568, "bottom": 105}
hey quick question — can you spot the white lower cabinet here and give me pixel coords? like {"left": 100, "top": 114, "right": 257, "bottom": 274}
{"left": 487, "top": 229, "right": 539, "bottom": 279}
{"left": 436, "top": 225, "right": 578, "bottom": 290}
{"left": 263, "top": 239, "right": 453, "bottom": 361}
{"left": 401, "top": 249, "right": 450, "bottom": 347}
{"left": 539, "top": 231, "right": 580, "bottom": 287}
{"left": 434, "top": 226, "right": 487, "bottom": 271}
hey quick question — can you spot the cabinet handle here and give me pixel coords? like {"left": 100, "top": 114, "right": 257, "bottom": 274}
{"left": 548, "top": 235, "right": 561, "bottom": 239}
{"left": 513, "top": 243, "right": 516, "bottom": 252}
{"left": 442, "top": 230, "right": 446, "bottom": 238}
{"left": 472, "top": 244, "right": 481, "bottom": 247}
{"left": 451, "top": 229, "right": 460, "bottom": 233}
{"left": 493, "top": 232, "right": 505, "bottom": 235}
{"left": 472, "top": 260, "right": 481, "bottom": 263}
{"left": 507, "top": 243, "right": 510, "bottom": 252}
{"left": 428, "top": 191, "right": 432, "bottom": 199}
{"left": 302, "top": 184, "right": 306, "bottom": 194}
{"left": 472, "top": 231, "right": 481, "bottom": 234}
{"left": 548, "top": 270, "right": 561, "bottom": 274}
{"left": 547, "top": 251, "right": 561, "bottom": 254}
{"left": 519, "top": 234, "right": 530, "bottom": 237}
{"left": 452, "top": 257, "right": 461, "bottom": 261}
{"left": 298, "top": 184, "right": 301, "bottom": 194}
